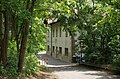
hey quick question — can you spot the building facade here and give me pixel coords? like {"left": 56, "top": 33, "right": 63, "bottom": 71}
{"left": 44, "top": 17, "right": 77, "bottom": 62}
{"left": 46, "top": 22, "right": 74, "bottom": 62}
{"left": 44, "top": 19, "right": 85, "bottom": 63}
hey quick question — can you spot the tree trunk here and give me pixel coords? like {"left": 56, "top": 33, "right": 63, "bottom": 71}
{"left": 12, "top": 14, "right": 20, "bottom": 53}
{"left": 18, "top": 20, "right": 29, "bottom": 72}
{"left": 18, "top": 0, "right": 36, "bottom": 72}
{"left": 2, "top": 11, "right": 9, "bottom": 66}
{"left": 0, "top": 11, "right": 2, "bottom": 64}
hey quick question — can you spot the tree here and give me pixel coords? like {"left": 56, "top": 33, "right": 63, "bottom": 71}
{"left": 0, "top": 0, "right": 48, "bottom": 75}
{"left": 45, "top": 0, "right": 120, "bottom": 66}
{"left": 18, "top": 0, "right": 36, "bottom": 73}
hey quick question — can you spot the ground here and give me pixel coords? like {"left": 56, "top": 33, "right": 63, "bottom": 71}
{"left": 24, "top": 71, "right": 58, "bottom": 79}
{"left": 37, "top": 52, "right": 120, "bottom": 79}
{"left": 1, "top": 52, "right": 119, "bottom": 79}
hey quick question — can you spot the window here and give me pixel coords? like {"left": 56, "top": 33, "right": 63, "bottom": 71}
{"left": 53, "top": 29, "right": 54, "bottom": 37}
{"left": 56, "top": 28, "right": 58, "bottom": 37}
{"left": 52, "top": 46, "right": 55, "bottom": 53}
{"left": 65, "top": 31, "right": 68, "bottom": 37}
{"left": 65, "top": 48, "right": 68, "bottom": 56}
{"left": 60, "top": 28, "right": 61, "bottom": 37}
{"left": 47, "top": 45, "right": 49, "bottom": 51}
{"left": 59, "top": 47, "right": 62, "bottom": 54}
{"left": 56, "top": 47, "right": 58, "bottom": 53}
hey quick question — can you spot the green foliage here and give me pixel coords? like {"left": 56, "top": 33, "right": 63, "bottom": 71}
{"left": 112, "top": 54, "right": 120, "bottom": 73}
{"left": 24, "top": 54, "right": 40, "bottom": 75}
{"left": 108, "top": 35, "right": 120, "bottom": 54}
{"left": 0, "top": 48, "right": 18, "bottom": 76}
{"left": 0, "top": 40, "right": 41, "bottom": 76}
{"left": 27, "top": 18, "right": 47, "bottom": 54}
{"left": 45, "top": 0, "right": 120, "bottom": 70}
{"left": 0, "top": 0, "right": 48, "bottom": 76}
{"left": 39, "top": 65, "right": 49, "bottom": 72}
{"left": 0, "top": 0, "right": 120, "bottom": 76}
{"left": 85, "top": 50, "right": 104, "bottom": 65}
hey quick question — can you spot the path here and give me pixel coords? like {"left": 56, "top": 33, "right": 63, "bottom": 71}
{"left": 38, "top": 52, "right": 120, "bottom": 79}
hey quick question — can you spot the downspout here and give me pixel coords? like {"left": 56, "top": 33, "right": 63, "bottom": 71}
{"left": 71, "top": 33, "right": 75, "bottom": 62}
{"left": 51, "top": 25, "right": 52, "bottom": 56}
{"left": 44, "top": 20, "right": 52, "bottom": 56}
{"left": 72, "top": 36, "right": 75, "bottom": 55}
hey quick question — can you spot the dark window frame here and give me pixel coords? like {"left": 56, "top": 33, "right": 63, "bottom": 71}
{"left": 56, "top": 28, "right": 58, "bottom": 37}
{"left": 53, "top": 46, "right": 55, "bottom": 53}
{"left": 59, "top": 47, "right": 62, "bottom": 54}
{"left": 65, "top": 48, "right": 68, "bottom": 56}
{"left": 65, "top": 31, "right": 68, "bottom": 37}
{"left": 47, "top": 45, "right": 49, "bottom": 51}
{"left": 60, "top": 28, "right": 61, "bottom": 37}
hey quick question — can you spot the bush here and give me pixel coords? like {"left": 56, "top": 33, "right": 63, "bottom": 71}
{"left": 0, "top": 45, "right": 40, "bottom": 77}
{"left": 85, "top": 51, "right": 104, "bottom": 65}
{"left": 24, "top": 53, "right": 40, "bottom": 75}
{"left": 0, "top": 52, "right": 18, "bottom": 76}
{"left": 112, "top": 54, "right": 120, "bottom": 71}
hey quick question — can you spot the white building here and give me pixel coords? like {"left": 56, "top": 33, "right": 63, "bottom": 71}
{"left": 44, "top": 18, "right": 78, "bottom": 62}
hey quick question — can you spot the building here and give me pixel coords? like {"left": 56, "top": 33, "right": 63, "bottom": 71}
{"left": 44, "top": 18, "right": 78, "bottom": 62}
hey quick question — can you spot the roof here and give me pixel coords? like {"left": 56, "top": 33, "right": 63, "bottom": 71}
{"left": 44, "top": 18, "right": 59, "bottom": 25}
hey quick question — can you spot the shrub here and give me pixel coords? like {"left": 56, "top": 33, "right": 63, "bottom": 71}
{"left": 24, "top": 53, "right": 40, "bottom": 75}
{"left": 0, "top": 52, "right": 18, "bottom": 76}
{"left": 85, "top": 51, "right": 104, "bottom": 65}
{"left": 112, "top": 54, "right": 120, "bottom": 70}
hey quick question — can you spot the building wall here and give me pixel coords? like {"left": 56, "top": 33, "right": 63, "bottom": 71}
{"left": 46, "top": 23, "right": 73, "bottom": 62}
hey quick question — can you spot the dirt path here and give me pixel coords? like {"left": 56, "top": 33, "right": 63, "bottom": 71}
{"left": 50, "top": 66, "right": 120, "bottom": 79}
{"left": 38, "top": 52, "right": 120, "bottom": 79}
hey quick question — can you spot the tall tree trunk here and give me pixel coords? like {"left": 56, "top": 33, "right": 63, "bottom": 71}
{"left": 12, "top": 14, "right": 19, "bottom": 53}
{"left": 18, "top": 20, "right": 29, "bottom": 72}
{"left": 2, "top": 11, "right": 9, "bottom": 66}
{"left": 18, "top": 0, "right": 36, "bottom": 72}
{"left": 0, "top": 10, "right": 2, "bottom": 64}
